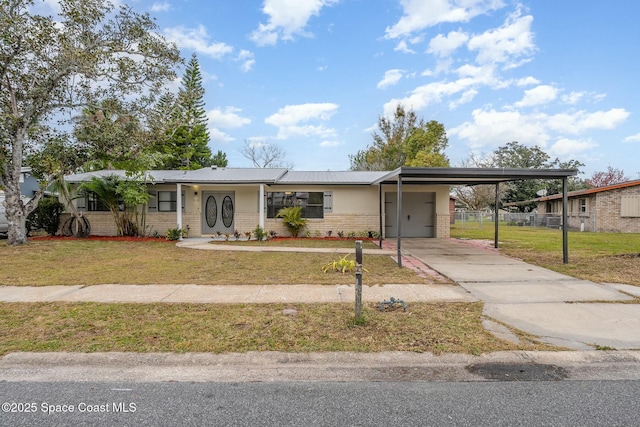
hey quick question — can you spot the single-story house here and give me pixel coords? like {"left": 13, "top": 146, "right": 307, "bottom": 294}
{"left": 64, "top": 167, "right": 454, "bottom": 239}
{"left": 535, "top": 179, "right": 640, "bottom": 233}
{"left": 63, "top": 166, "right": 579, "bottom": 264}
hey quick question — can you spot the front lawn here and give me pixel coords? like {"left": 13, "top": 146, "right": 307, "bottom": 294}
{"left": 0, "top": 301, "right": 561, "bottom": 355}
{"left": 0, "top": 239, "right": 428, "bottom": 286}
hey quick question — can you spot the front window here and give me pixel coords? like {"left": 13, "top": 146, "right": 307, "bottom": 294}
{"left": 158, "top": 191, "right": 177, "bottom": 212}
{"left": 87, "top": 192, "right": 111, "bottom": 212}
{"left": 579, "top": 198, "right": 587, "bottom": 214}
{"left": 267, "top": 192, "right": 324, "bottom": 218}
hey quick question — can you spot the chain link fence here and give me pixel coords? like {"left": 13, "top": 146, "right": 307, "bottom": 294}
{"left": 454, "top": 210, "right": 597, "bottom": 232}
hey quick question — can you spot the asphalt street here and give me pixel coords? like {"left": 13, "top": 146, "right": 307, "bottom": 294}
{"left": 2, "top": 380, "right": 640, "bottom": 427}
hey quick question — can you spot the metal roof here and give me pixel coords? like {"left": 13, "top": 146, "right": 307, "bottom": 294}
{"left": 275, "top": 171, "right": 386, "bottom": 185}
{"left": 65, "top": 166, "right": 579, "bottom": 186}
{"left": 162, "top": 167, "right": 289, "bottom": 184}
{"left": 374, "top": 167, "right": 578, "bottom": 185}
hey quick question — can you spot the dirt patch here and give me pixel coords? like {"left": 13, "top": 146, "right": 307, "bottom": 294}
{"left": 612, "top": 253, "right": 640, "bottom": 259}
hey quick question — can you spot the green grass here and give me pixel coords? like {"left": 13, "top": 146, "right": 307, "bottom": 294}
{"left": 0, "top": 302, "right": 561, "bottom": 355}
{"left": 451, "top": 224, "right": 640, "bottom": 286}
{"left": 0, "top": 240, "right": 428, "bottom": 286}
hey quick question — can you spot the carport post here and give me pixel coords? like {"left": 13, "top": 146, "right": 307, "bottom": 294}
{"left": 494, "top": 183, "right": 499, "bottom": 249}
{"left": 176, "top": 183, "right": 183, "bottom": 240}
{"left": 378, "top": 184, "right": 383, "bottom": 248}
{"left": 562, "top": 177, "right": 569, "bottom": 264}
{"left": 396, "top": 177, "right": 402, "bottom": 267}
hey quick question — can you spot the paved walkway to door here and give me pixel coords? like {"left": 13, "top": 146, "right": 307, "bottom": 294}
{"left": 401, "top": 238, "right": 640, "bottom": 350}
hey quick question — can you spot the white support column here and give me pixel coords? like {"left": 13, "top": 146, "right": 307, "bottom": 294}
{"left": 259, "top": 184, "right": 265, "bottom": 229}
{"left": 176, "top": 183, "right": 183, "bottom": 240}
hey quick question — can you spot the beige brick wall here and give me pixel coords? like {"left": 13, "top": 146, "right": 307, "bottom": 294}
{"left": 594, "top": 186, "right": 640, "bottom": 233}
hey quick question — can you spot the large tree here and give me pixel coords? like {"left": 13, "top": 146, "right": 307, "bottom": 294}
{"left": 491, "top": 141, "right": 585, "bottom": 210}
{"left": 153, "top": 53, "right": 225, "bottom": 169}
{"left": 587, "top": 166, "right": 630, "bottom": 188}
{"left": 241, "top": 140, "right": 290, "bottom": 168}
{"left": 0, "top": 0, "right": 180, "bottom": 245}
{"left": 349, "top": 104, "right": 449, "bottom": 171}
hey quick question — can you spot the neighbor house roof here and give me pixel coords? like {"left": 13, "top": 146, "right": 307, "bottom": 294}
{"left": 536, "top": 179, "right": 640, "bottom": 202}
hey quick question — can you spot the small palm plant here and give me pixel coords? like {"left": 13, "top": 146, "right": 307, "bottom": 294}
{"left": 276, "top": 206, "right": 308, "bottom": 238}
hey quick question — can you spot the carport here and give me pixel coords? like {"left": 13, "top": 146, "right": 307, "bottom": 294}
{"left": 373, "top": 167, "right": 578, "bottom": 267}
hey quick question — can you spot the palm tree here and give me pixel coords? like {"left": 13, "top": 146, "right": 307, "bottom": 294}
{"left": 276, "top": 206, "right": 308, "bottom": 238}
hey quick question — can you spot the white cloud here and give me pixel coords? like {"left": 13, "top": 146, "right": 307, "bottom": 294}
{"left": 209, "top": 128, "right": 234, "bottom": 144}
{"left": 513, "top": 85, "right": 558, "bottom": 107}
{"left": 394, "top": 40, "right": 416, "bottom": 54}
{"left": 623, "top": 132, "right": 640, "bottom": 143}
{"left": 164, "top": 25, "right": 233, "bottom": 59}
{"left": 265, "top": 103, "right": 339, "bottom": 139}
{"left": 377, "top": 69, "right": 405, "bottom": 89}
{"left": 450, "top": 108, "right": 550, "bottom": 149}
{"left": 151, "top": 2, "right": 171, "bottom": 12}
{"left": 385, "top": 0, "right": 505, "bottom": 39}
{"left": 451, "top": 107, "right": 631, "bottom": 151}
{"left": 549, "top": 138, "right": 597, "bottom": 157}
{"left": 208, "top": 107, "right": 251, "bottom": 129}
{"left": 250, "top": 0, "right": 338, "bottom": 46}
{"left": 516, "top": 76, "right": 540, "bottom": 86}
{"left": 448, "top": 89, "right": 478, "bottom": 109}
{"left": 383, "top": 78, "right": 476, "bottom": 115}
{"left": 561, "top": 91, "right": 585, "bottom": 105}
{"left": 467, "top": 9, "right": 536, "bottom": 68}
{"left": 547, "top": 108, "right": 630, "bottom": 134}
{"left": 235, "top": 50, "right": 255, "bottom": 72}
{"left": 427, "top": 30, "right": 469, "bottom": 57}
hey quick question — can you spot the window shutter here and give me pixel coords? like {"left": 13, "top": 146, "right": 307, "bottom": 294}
{"left": 323, "top": 191, "right": 333, "bottom": 213}
{"left": 76, "top": 192, "right": 86, "bottom": 212}
{"left": 148, "top": 191, "right": 157, "bottom": 212}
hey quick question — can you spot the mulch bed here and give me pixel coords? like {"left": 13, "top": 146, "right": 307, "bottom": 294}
{"left": 30, "top": 235, "right": 173, "bottom": 243}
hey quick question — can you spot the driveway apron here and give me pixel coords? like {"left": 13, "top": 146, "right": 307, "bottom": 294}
{"left": 401, "top": 238, "right": 640, "bottom": 350}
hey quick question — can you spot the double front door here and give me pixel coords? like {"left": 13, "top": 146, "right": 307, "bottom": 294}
{"left": 202, "top": 192, "right": 235, "bottom": 234}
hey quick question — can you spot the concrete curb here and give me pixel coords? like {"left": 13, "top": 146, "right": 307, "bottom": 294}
{"left": 2, "top": 351, "right": 640, "bottom": 382}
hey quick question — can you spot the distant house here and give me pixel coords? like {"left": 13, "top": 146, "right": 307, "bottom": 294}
{"left": 535, "top": 180, "right": 640, "bottom": 233}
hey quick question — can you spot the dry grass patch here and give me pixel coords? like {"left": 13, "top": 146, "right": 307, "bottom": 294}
{"left": 0, "top": 240, "right": 425, "bottom": 286}
{"left": 0, "top": 302, "right": 560, "bottom": 355}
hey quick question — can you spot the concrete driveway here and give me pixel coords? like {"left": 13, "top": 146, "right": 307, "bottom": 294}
{"left": 401, "top": 238, "right": 640, "bottom": 350}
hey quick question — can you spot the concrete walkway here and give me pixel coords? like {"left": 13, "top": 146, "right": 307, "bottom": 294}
{"left": 401, "top": 239, "right": 640, "bottom": 350}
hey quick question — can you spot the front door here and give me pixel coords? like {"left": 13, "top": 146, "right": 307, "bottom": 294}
{"left": 202, "top": 192, "right": 235, "bottom": 235}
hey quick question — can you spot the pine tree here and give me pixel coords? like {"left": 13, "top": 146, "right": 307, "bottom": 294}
{"left": 154, "top": 53, "right": 225, "bottom": 169}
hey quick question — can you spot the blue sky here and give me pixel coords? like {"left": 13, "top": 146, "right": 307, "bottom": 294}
{"left": 47, "top": 1, "right": 640, "bottom": 177}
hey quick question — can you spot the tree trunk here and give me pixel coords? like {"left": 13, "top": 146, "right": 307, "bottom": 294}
{"left": 3, "top": 127, "right": 41, "bottom": 246}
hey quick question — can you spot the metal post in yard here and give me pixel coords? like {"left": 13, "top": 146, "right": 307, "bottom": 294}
{"left": 355, "top": 240, "right": 363, "bottom": 321}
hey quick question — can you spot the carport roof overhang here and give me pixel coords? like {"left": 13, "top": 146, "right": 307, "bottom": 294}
{"left": 374, "top": 167, "right": 578, "bottom": 267}
{"left": 373, "top": 167, "right": 578, "bottom": 185}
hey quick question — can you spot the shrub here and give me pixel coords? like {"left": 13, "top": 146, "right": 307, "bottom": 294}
{"left": 253, "top": 225, "right": 267, "bottom": 241}
{"left": 26, "top": 197, "right": 65, "bottom": 236}
{"left": 166, "top": 227, "right": 183, "bottom": 241}
{"left": 276, "top": 206, "right": 308, "bottom": 238}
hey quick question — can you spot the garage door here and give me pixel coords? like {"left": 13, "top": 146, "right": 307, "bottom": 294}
{"left": 385, "top": 192, "right": 435, "bottom": 237}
